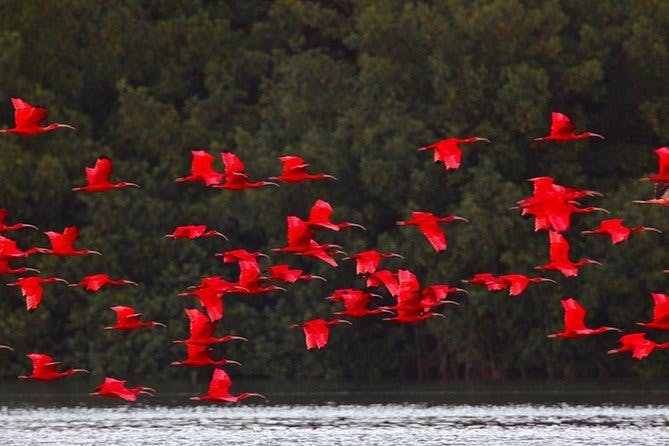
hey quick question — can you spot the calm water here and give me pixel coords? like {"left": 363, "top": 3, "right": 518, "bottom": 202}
{"left": 0, "top": 383, "right": 667, "bottom": 445}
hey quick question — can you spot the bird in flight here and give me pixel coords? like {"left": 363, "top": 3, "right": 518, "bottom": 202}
{"left": 171, "top": 343, "right": 241, "bottom": 367}
{"left": 343, "top": 250, "right": 404, "bottom": 276}
{"left": 0, "top": 209, "right": 38, "bottom": 232}
{"left": 173, "top": 308, "right": 247, "bottom": 346}
{"left": 291, "top": 318, "right": 351, "bottom": 350}
{"left": 7, "top": 276, "right": 69, "bottom": 311}
{"left": 175, "top": 150, "right": 224, "bottom": 186}
{"left": 547, "top": 298, "right": 620, "bottom": 339}
{"left": 0, "top": 98, "right": 75, "bottom": 136}
{"left": 90, "top": 377, "right": 155, "bottom": 402}
{"left": 418, "top": 136, "right": 491, "bottom": 170}
{"left": 305, "top": 199, "right": 365, "bottom": 231}
{"left": 33, "top": 226, "right": 101, "bottom": 257}
{"left": 581, "top": 218, "right": 661, "bottom": 244}
{"left": 608, "top": 333, "right": 669, "bottom": 360}
{"left": 165, "top": 225, "right": 227, "bottom": 240}
{"left": 536, "top": 231, "right": 600, "bottom": 277}
{"left": 270, "top": 156, "right": 336, "bottom": 183}
{"left": 19, "top": 353, "right": 88, "bottom": 381}
{"left": 533, "top": 112, "right": 604, "bottom": 142}
{"left": 72, "top": 157, "right": 140, "bottom": 192}
{"left": 68, "top": 274, "right": 138, "bottom": 292}
{"left": 191, "top": 368, "right": 265, "bottom": 403}
{"left": 214, "top": 152, "right": 279, "bottom": 190}
{"left": 636, "top": 292, "right": 669, "bottom": 331}
{"left": 397, "top": 211, "right": 468, "bottom": 251}
{"left": 104, "top": 306, "right": 166, "bottom": 331}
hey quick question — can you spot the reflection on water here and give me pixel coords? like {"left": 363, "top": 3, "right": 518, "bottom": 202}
{"left": 0, "top": 382, "right": 667, "bottom": 445}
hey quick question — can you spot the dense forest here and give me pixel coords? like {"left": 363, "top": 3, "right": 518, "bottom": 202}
{"left": 0, "top": 0, "right": 666, "bottom": 383}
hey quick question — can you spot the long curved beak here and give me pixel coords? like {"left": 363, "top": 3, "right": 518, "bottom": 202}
{"left": 310, "top": 275, "right": 327, "bottom": 281}
{"left": 74, "top": 369, "right": 89, "bottom": 374}
{"left": 324, "top": 175, "right": 337, "bottom": 180}
{"left": 24, "top": 268, "right": 40, "bottom": 273}
{"left": 226, "top": 360, "right": 242, "bottom": 366}
{"left": 339, "top": 320, "right": 353, "bottom": 325}
{"left": 22, "top": 224, "right": 39, "bottom": 231}
{"left": 58, "top": 124, "right": 76, "bottom": 131}
{"left": 593, "top": 207, "right": 610, "bottom": 214}
{"left": 540, "top": 278, "right": 557, "bottom": 284}
{"left": 454, "top": 287, "right": 469, "bottom": 294}
{"left": 127, "top": 183, "right": 140, "bottom": 188}
{"left": 348, "top": 223, "right": 366, "bottom": 230}
{"left": 154, "top": 322, "right": 167, "bottom": 328}
{"left": 125, "top": 281, "right": 139, "bottom": 286}
{"left": 389, "top": 253, "right": 405, "bottom": 259}
{"left": 214, "top": 232, "right": 229, "bottom": 240}
{"left": 644, "top": 227, "right": 662, "bottom": 233}
{"left": 228, "top": 336, "right": 248, "bottom": 342}
{"left": 264, "top": 181, "right": 280, "bottom": 187}
{"left": 581, "top": 230, "right": 594, "bottom": 235}
{"left": 55, "top": 278, "right": 69, "bottom": 284}
{"left": 475, "top": 137, "right": 492, "bottom": 143}
{"left": 452, "top": 216, "right": 469, "bottom": 223}
{"left": 90, "top": 251, "right": 102, "bottom": 256}
{"left": 589, "top": 133, "right": 605, "bottom": 140}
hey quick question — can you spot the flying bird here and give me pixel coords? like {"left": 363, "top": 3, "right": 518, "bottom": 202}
{"left": 343, "top": 250, "right": 404, "bottom": 276}
{"left": 291, "top": 318, "right": 351, "bottom": 350}
{"left": 0, "top": 98, "right": 75, "bottom": 136}
{"left": 533, "top": 112, "right": 604, "bottom": 142}
{"left": 33, "top": 226, "right": 101, "bottom": 257}
{"left": 171, "top": 343, "right": 241, "bottom": 367}
{"left": 640, "top": 147, "right": 669, "bottom": 184}
{"left": 72, "top": 157, "right": 140, "bottom": 192}
{"left": 0, "top": 209, "right": 38, "bottom": 232}
{"left": 397, "top": 211, "right": 468, "bottom": 251}
{"left": 173, "top": 308, "right": 247, "bottom": 346}
{"left": 191, "top": 368, "right": 265, "bottom": 403}
{"left": 0, "top": 235, "right": 36, "bottom": 260}
{"left": 214, "top": 152, "right": 279, "bottom": 190}
{"left": 330, "top": 289, "right": 392, "bottom": 318}
{"left": 90, "top": 377, "right": 154, "bottom": 402}
{"left": 418, "top": 136, "right": 491, "bottom": 170}
{"left": 165, "top": 225, "right": 227, "bottom": 240}
{"left": 7, "top": 276, "right": 68, "bottom": 311}
{"left": 104, "top": 306, "right": 166, "bottom": 331}
{"left": 581, "top": 219, "right": 661, "bottom": 244}
{"left": 68, "top": 274, "right": 138, "bottom": 292}
{"left": 608, "top": 333, "right": 669, "bottom": 360}
{"left": 264, "top": 264, "right": 326, "bottom": 283}
{"left": 305, "top": 199, "right": 365, "bottom": 231}
{"left": 536, "top": 231, "right": 600, "bottom": 277}
{"left": 636, "top": 292, "right": 669, "bottom": 331}
{"left": 547, "top": 298, "right": 620, "bottom": 339}
{"left": 18, "top": 353, "right": 88, "bottom": 381}
{"left": 175, "top": 150, "right": 224, "bottom": 186}
{"left": 269, "top": 156, "right": 336, "bottom": 183}
{"left": 0, "top": 259, "right": 39, "bottom": 275}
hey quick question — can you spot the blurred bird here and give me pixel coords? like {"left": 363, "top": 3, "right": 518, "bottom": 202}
{"left": 0, "top": 209, "right": 38, "bottom": 232}
{"left": 533, "top": 112, "right": 604, "bottom": 142}
{"left": 636, "top": 292, "right": 669, "bottom": 331}
{"left": 547, "top": 298, "right": 620, "bottom": 339}
{"left": 418, "top": 136, "right": 491, "bottom": 170}
{"left": 640, "top": 147, "right": 669, "bottom": 184}
{"left": 90, "top": 377, "right": 154, "bottom": 402}
{"left": 214, "top": 152, "right": 279, "bottom": 190}
{"left": 263, "top": 264, "right": 326, "bottom": 283}
{"left": 329, "top": 289, "right": 391, "bottom": 318}
{"left": 305, "top": 199, "right": 365, "bottom": 231}
{"left": 32, "top": 226, "right": 101, "bottom": 257}
{"left": 270, "top": 156, "right": 336, "bottom": 183}
{"left": 7, "top": 276, "right": 68, "bottom": 311}
{"left": 366, "top": 269, "right": 400, "bottom": 297}
{"left": 165, "top": 225, "right": 227, "bottom": 240}
{"left": 18, "top": 353, "right": 88, "bottom": 381}
{"left": 173, "top": 308, "right": 247, "bottom": 346}
{"left": 175, "top": 150, "right": 224, "bottom": 186}
{"left": 0, "top": 98, "right": 75, "bottom": 136}
{"left": 72, "top": 156, "right": 140, "bottom": 192}
{"left": 104, "top": 306, "right": 166, "bottom": 331}
{"left": 381, "top": 270, "right": 455, "bottom": 323}
{"left": 607, "top": 333, "right": 669, "bottom": 360}
{"left": 343, "top": 250, "right": 404, "bottom": 276}
{"left": 397, "top": 211, "right": 468, "bottom": 251}
{"left": 171, "top": 343, "right": 241, "bottom": 367}
{"left": 536, "top": 231, "right": 600, "bottom": 277}
{"left": 581, "top": 219, "right": 661, "bottom": 244}
{"left": 291, "top": 318, "right": 352, "bottom": 350}
{"left": 68, "top": 274, "right": 138, "bottom": 292}
{"left": 191, "top": 368, "right": 265, "bottom": 403}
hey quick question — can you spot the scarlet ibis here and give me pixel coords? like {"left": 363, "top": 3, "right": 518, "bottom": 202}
{"left": 216, "top": 248, "right": 269, "bottom": 265}
{"left": 291, "top": 318, "right": 351, "bottom": 349}
{"left": 165, "top": 225, "right": 227, "bottom": 240}
{"left": 105, "top": 306, "right": 166, "bottom": 331}
{"left": 533, "top": 112, "right": 604, "bottom": 142}
{"left": 397, "top": 211, "right": 468, "bottom": 251}
{"left": 90, "top": 377, "right": 155, "bottom": 402}
{"left": 633, "top": 197, "right": 669, "bottom": 206}
{"left": 0, "top": 209, "right": 38, "bottom": 232}
{"left": 264, "top": 264, "right": 326, "bottom": 283}
{"left": 0, "top": 235, "right": 34, "bottom": 260}
{"left": 171, "top": 343, "right": 241, "bottom": 367}
{"left": 69, "top": 274, "right": 138, "bottom": 292}
{"left": 536, "top": 231, "right": 600, "bottom": 277}
{"left": 366, "top": 269, "right": 400, "bottom": 297}
{"left": 0, "top": 345, "right": 14, "bottom": 351}
{"left": 7, "top": 276, "right": 68, "bottom": 311}
{"left": 640, "top": 147, "right": 669, "bottom": 183}
{"left": 636, "top": 292, "right": 669, "bottom": 331}
{"left": 634, "top": 177, "right": 669, "bottom": 206}
{"left": 462, "top": 272, "right": 502, "bottom": 288}
{"left": 306, "top": 199, "right": 365, "bottom": 231}
{"left": 176, "top": 150, "right": 223, "bottom": 186}
{"left": 269, "top": 155, "right": 336, "bottom": 183}
{"left": 581, "top": 219, "right": 661, "bottom": 244}
{"left": 0, "top": 259, "right": 39, "bottom": 275}
{"left": 343, "top": 250, "right": 404, "bottom": 275}
{"left": 173, "top": 308, "right": 247, "bottom": 346}
{"left": 237, "top": 260, "right": 287, "bottom": 294}
{"left": 608, "top": 333, "right": 669, "bottom": 359}
{"left": 272, "top": 217, "right": 344, "bottom": 267}
{"left": 18, "top": 353, "right": 88, "bottom": 381}
{"left": 418, "top": 136, "right": 491, "bottom": 170}
{"left": 547, "top": 298, "right": 620, "bottom": 339}
{"left": 330, "top": 289, "right": 391, "bottom": 318}
{"left": 0, "top": 98, "right": 75, "bottom": 136}
{"left": 214, "top": 152, "right": 279, "bottom": 190}
{"left": 381, "top": 270, "right": 454, "bottom": 323}
{"left": 179, "top": 278, "right": 247, "bottom": 322}
{"left": 33, "top": 226, "right": 101, "bottom": 257}
{"left": 497, "top": 274, "right": 556, "bottom": 296}
{"left": 72, "top": 157, "right": 140, "bottom": 192}
{"left": 191, "top": 368, "right": 265, "bottom": 403}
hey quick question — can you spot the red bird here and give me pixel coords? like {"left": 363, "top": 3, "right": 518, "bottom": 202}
{"left": 463, "top": 273, "right": 504, "bottom": 289}
{"left": 397, "top": 211, "right": 468, "bottom": 251}
{"left": 69, "top": 274, "right": 138, "bottom": 292}
{"left": 366, "top": 269, "right": 400, "bottom": 297}
{"left": 636, "top": 292, "right": 669, "bottom": 331}
{"left": 0, "top": 235, "right": 36, "bottom": 260}
{"left": 173, "top": 308, "right": 247, "bottom": 346}
{"left": 329, "top": 289, "right": 391, "bottom": 318}
{"left": 0, "top": 98, "right": 75, "bottom": 136}
{"left": 0, "top": 209, "right": 38, "bottom": 232}
{"left": 640, "top": 147, "right": 669, "bottom": 183}
{"left": 237, "top": 261, "right": 287, "bottom": 295}
{"left": 608, "top": 333, "right": 669, "bottom": 360}
{"left": 547, "top": 298, "right": 620, "bottom": 339}
{"left": 72, "top": 157, "right": 140, "bottom": 192}
{"left": 18, "top": 353, "right": 88, "bottom": 381}
{"left": 264, "top": 264, "right": 326, "bottom": 283}
{"left": 496, "top": 274, "right": 556, "bottom": 296}
{"left": 272, "top": 217, "right": 344, "bottom": 267}
{"left": 191, "top": 368, "right": 265, "bottom": 403}
{"left": 418, "top": 136, "right": 491, "bottom": 170}
{"left": 216, "top": 248, "right": 269, "bottom": 265}
{"left": 536, "top": 231, "right": 600, "bottom": 277}
{"left": 176, "top": 149, "right": 224, "bottom": 186}
{"left": 214, "top": 152, "right": 279, "bottom": 190}
{"left": 533, "top": 112, "right": 604, "bottom": 142}
{"left": 105, "top": 306, "right": 166, "bottom": 331}
{"left": 171, "top": 343, "right": 241, "bottom": 367}
{"left": 179, "top": 277, "right": 247, "bottom": 322}
{"left": 90, "top": 377, "right": 155, "bottom": 402}
{"left": 0, "top": 259, "right": 39, "bottom": 275}
{"left": 269, "top": 155, "right": 336, "bottom": 183}
{"left": 7, "top": 276, "right": 68, "bottom": 311}
{"left": 291, "top": 318, "right": 351, "bottom": 350}
{"left": 581, "top": 218, "right": 661, "bottom": 244}
{"left": 381, "top": 270, "right": 454, "bottom": 323}
{"left": 33, "top": 226, "right": 101, "bottom": 257}
{"left": 165, "top": 225, "right": 227, "bottom": 240}
{"left": 306, "top": 200, "right": 365, "bottom": 231}
{"left": 344, "top": 250, "right": 404, "bottom": 276}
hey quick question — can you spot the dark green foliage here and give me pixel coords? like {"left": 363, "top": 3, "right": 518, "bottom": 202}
{"left": 0, "top": 1, "right": 666, "bottom": 383}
